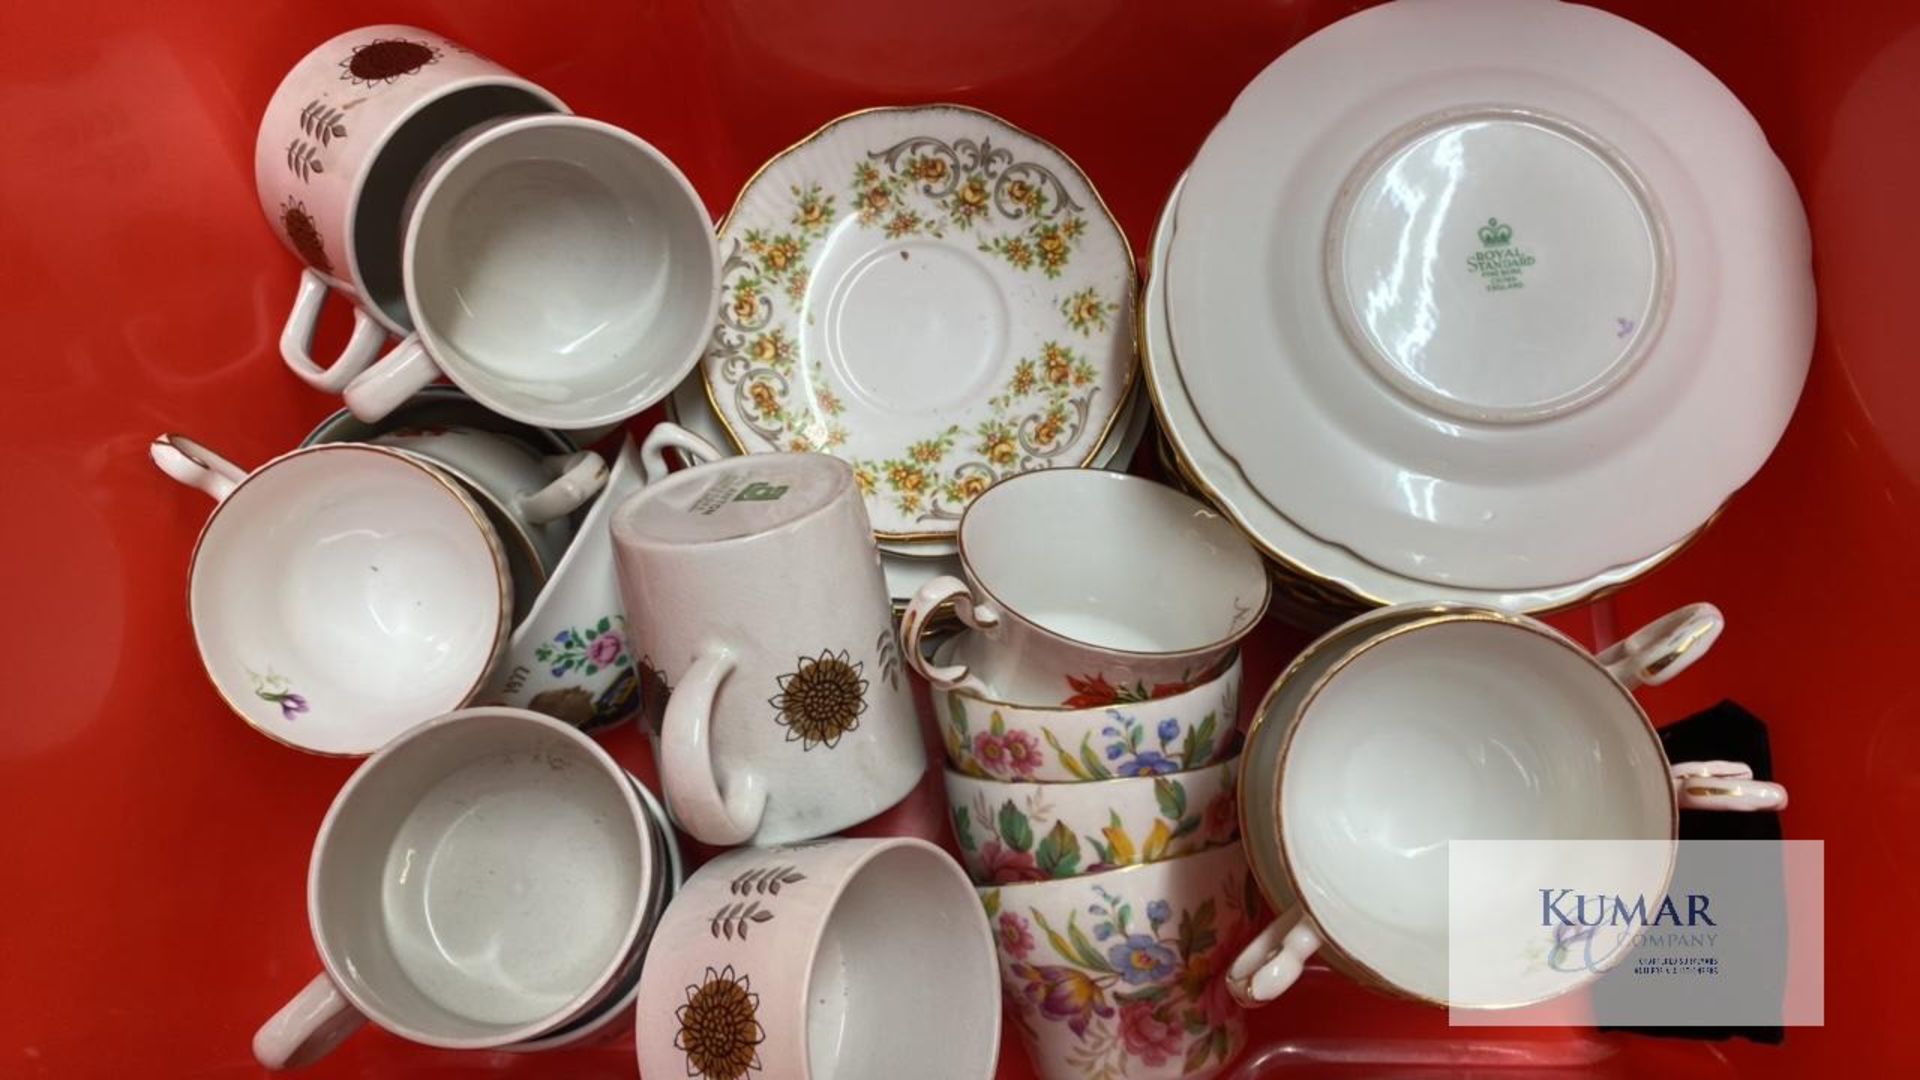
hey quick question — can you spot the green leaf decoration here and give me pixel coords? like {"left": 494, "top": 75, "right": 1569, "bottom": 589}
{"left": 951, "top": 805, "right": 976, "bottom": 853}
{"left": 1044, "top": 729, "right": 1092, "bottom": 780}
{"left": 989, "top": 710, "right": 1006, "bottom": 736}
{"left": 981, "top": 888, "right": 1001, "bottom": 918}
{"left": 1171, "top": 814, "right": 1201, "bottom": 840}
{"left": 1034, "top": 820, "right": 1082, "bottom": 878}
{"left": 998, "top": 800, "right": 1034, "bottom": 852}
{"left": 1185, "top": 1030, "right": 1216, "bottom": 1074}
{"left": 1154, "top": 777, "right": 1187, "bottom": 820}
{"left": 1178, "top": 898, "right": 1219, "bottom": 960}
{"left": 1065, "top": 914, "right": 1110, "bottom": 970}
{"left": 1212, "top": 1025, "right": 1232, "bottom": 1063}
{"left": 948, "top": 692, "right": 970, "bottom": 739}
{"left": 595, "top": 616, "right": 611, "bottom": 634}
{"left": 1076, "top": 733, "right": 1114, "bottom": 780}
{"left": 1182, "top": 711, "right": 1218, "bottom": 769}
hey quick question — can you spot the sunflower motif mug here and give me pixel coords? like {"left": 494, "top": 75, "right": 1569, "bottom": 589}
{"left": 612, "top": 452, "right": 923, "bottom": 846}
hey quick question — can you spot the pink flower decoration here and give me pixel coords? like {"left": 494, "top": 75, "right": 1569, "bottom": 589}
{"left": 588, "top": 630, "right": 625, "bottom": 668}
{"left": 973, "top": 731, "right": 1009, "bottom": 774}
{"left": 1117, "top": 1000, "right": 1183, "bottom": 1066}
{"left": 1001, "top": 729, "right": 1042, "bottom": 777}
{"left": 997, "top": 911, "right": 1036, "bottom": 959}
{"left": 978, "top": 840, "right": 1046, "bottom": 884}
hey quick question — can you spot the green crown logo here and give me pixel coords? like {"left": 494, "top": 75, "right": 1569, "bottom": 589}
{"left": 1478, "top": 217, "right": 1514, "bottom": 247}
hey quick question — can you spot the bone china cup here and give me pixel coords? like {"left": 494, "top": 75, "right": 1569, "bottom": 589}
{"left": 251, "top": 708, "right": 658, "bottom": 1068}
{"left": 151, "top": 435, "right": 510, "bottom": 756}
{"left": 341, "top": 115, "right": 721, "bottom": 428}
{"left": 1229, "top": 603, "right": 1790, "bottom": 1009}
{"left": 902, "top": 469, "right": 1269, "bottom": 706}
{"left": 939, "top": 645, "right": 1241, "bottom": 783}
{"left": 612, "top": 453, "right": 923, "bottom": 846}
{"left": 635, "top": 837, "right": 1001, "bottom": 1080}
{"left": 258, "top": 25, "right": 565, "bottom": 391}
{"left": 983, "top": 842, "right": 1258, "bottom": 1080}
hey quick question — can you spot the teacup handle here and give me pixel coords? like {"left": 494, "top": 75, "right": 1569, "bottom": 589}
{"left": 149, "top": 434, "right": 248, "bottom": 503}
{"left": 342, "top": 336, "right": 440, "bottom": 423}
{"left": 280, "top": 269, "right": 389, "bottom": 393}
{"left": 660, "top": 642, "right": 767, "bottom": 846}
{"left": 640, "top": 421, "right": 725, "bottom": 483}
{"left": 901, "top": 575, "right": 1000, "bottom": 694}
{"left": 519, "top": 451, "right": 610, "bottom": 524}
{"left": 1227, "top": 910, "right": 1323, "bottom": 1007}
{"left": 1597, "top": 602, "right": 1724, "bottom": 689}
{"left": 253, "top": 972, "right": 366, "bottom": 1070}
{"left": 1672, "top": 760, "right": 1789, "bottom": 812}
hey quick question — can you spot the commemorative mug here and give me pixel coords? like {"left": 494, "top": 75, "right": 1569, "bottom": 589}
{"left": 611, "top": 453, "right": 923, "bottom": 846}
{"left": 902, "top": 469, "right": 1270, "bottom": 705}
{"left": 1228, "top": 603, "right": 1789, "bottom": 1009}
{"left": 634, "top": 838, "right": 1001, "bottom": 1080}
{"left": 150, "top": 435, "right": 510, "bottom": 756}
{"left": 252, "top": 708, "right": 664, "bottom": 1068}
{"left": 257, "top": 25, "right": 564, "bottom": 391}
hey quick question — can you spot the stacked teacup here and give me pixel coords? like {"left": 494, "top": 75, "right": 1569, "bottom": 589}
{"left": 904, "top": 469, "right": 1273, "bottom": 1080}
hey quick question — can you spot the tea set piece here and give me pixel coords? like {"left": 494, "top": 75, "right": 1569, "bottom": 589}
{"left": 701, "top": 104, "right": 1137, "bottom": 543}
{"left": 1143, "top": 172, "right": 1695, "bottom": 613}
{"left": 370, "top": 426, "right": 605, "bottom": 570}
{"left": 938, "top": 646, "right": 1241, "bottom": 783}
{"left": 1228, "top": 601, "right": 1788, "bottom": 1009}
{"left": 1165, "top": 0, "right": 1813, "bottom": 591}
{"left": 151, "top": 435, "right": 510, "bottom": 757}
{"left": 983, "top": 841, "right": 1258, "bottom": 1080}
{"left": 902, "top": 468, "right": 1269, "bottom": 706}
{"left": 257, "top": 25, "right": 567, "bottom": 392}
{"left": 612, "top": 452, "right": 923, "bottom": 847}
{"left": 635, "top": 837, "right": 1001, "bottom": 1080}
{"left": 481, "top": 424, "right": 723, "bottom": 732}
{"left": 253, "top": 708, "right": 665, "bottom": 1067}
{"left": 946, "top": 755, "right": 1240, "bottom": 885}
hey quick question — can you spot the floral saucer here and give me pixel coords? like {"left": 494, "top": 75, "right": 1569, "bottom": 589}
{"left": 702, "top": 105, "right": 1136, "bottom": 541}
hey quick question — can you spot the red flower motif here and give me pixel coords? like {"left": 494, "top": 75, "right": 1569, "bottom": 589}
{"left": 997, "top": 911, "right": 1036, "bottom": 959}
{"left": 1001, "top": 729, "right": 1042, "bottom": 777}
{"left": 973, "top": 731, "right": 1009, "bottom": 772}
{"left": 1117, "top": 1000, "right": 1183, "bottom": 1065}
{"left": 1203, "top": 789, "right": 1238, "bottom": 843}
{"left": 1061, "top": 672, "right": 1200, "bottom": 708}
{"left": 1010, "top": 962, "right": 1112, "bottom": 1038}
{"left": 978, "top": 840, "right": 1046, "bottom": 884}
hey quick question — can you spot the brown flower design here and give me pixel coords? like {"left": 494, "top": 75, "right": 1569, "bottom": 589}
{"left": 339, "top": 39, "right": 440, "bottom": 86}
{"left": 769, "top": 650, "right": 867, "bottom": 750}
{"left": 675, "top": 965, "right": 765, "bottom": 1080}
{"left": 280, "top": 199, "right": 330, "bottom": 274}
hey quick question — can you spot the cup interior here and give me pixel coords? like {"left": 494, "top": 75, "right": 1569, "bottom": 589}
{"left": 407, "top": 117, "right": 715, "bottom": 425}
{"left": 806, "top": 843, "right": 998, "bottom": 1079}
{"left": 960, "top": 470, "right": 1266, "bottom": 653}
{"left": 313, "top": 711, "right": 649, "bottom": 1044}
{"left": 190, "top": 447, "right": 507, "bottom": 755}
{"left": 353, "top": 85, "right": 560, "bottom": 327}
{"left": 1279, "top": 618, "right": 1673, "bottom": 1003}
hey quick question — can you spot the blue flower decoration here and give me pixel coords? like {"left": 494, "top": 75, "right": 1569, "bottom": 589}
{"left": 1147, "top": 900, "right": 1172, "bottom": 925}
{"left": 1105, "top": 742, "right": 1124, "bottom": 761}
{"left": 1094, "top": 924, "right": 1113, "bottom": 940}
{"left": 1107, "top": 935, "right": 1178, "bottom": 984}
{"left": 1157, "top": 718, "right": 1180, "bottom": 743}
{"left": 1114, "top": 750, "right": 1178, "bottom": 777}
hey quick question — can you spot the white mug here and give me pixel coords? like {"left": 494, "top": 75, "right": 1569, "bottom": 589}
{"left": 1229, "top": 602, "right": 1789, "bottom": 1009}
{"left": 256, "top": 25, "right": 564, "bottom": 391}
{"left": 252, "top": 708, "right": 665, "bottom": 1067}
{"left": 611, "top": 452, "right": 924, "bottom": 846}
{"left": 340, "top": 114, "right": 721, "bottom": 429}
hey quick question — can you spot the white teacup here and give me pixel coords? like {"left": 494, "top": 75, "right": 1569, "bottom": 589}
{"left": 151, "top": 435, "right": 510, "bottom": 756}
{"left": 252, "top": 708, "right": 662, "bottom": 1068}
{"left": 635, "top": 837, "right": 1001, "bottom": 1080}
{"left": 256, "top": 25, "right": 565, "bottom": 390}
{"left": 1229, "top": 603, "right": 1789, "bottom": 1009}
{"left": 341, "top": 115, "right": 720, "bottom": 429}
{"left": 903, "top": 469, "right": 1270, "bottom": 705}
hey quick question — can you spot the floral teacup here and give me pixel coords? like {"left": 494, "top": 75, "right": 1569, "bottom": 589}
{"left": 946, "top": 757, "right": 1238, "bottom": 885}
{"left": 940, "top": 646, "right": 1240, "bottom": 783}
{"left": 982, "top": 842, "right": 1258, "bottom": 1080}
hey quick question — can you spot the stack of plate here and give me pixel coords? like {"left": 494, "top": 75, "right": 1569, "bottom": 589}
{"left": 1146, "top": 0, "right": 1815, "bottom": 616}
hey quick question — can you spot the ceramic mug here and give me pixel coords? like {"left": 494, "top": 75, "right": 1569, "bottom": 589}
{"left": 257, "top": 25, "right": 565, "bottom": 391}
{"left": 945, "top": 756, "right": 1240, "bottom": 885}
{"left": 983, "top": 842, "right": 1259, "bottom": 1080}
{"left": 611, "top": 452, "right": 923, "bottom": 846}
{"left": 151, "top": 435, "right": 510, "bottom": 756}
{"left": 252, "top": 708, "right": 662, "bottom": 1068}
{"left": 339, "top": 114, "right": 721, "bottom": 428}
{"left": 635, "top": 837, "right": 1001, "bottom": 1080}
{"left": 1228, "top": 603, "right": 1790, "bottom": 1009}
{"left": 482, "top": 424, "right": 723, "bottom": 731}
{"left": 902, "top": 469, "right": 1270, "bottom": 706}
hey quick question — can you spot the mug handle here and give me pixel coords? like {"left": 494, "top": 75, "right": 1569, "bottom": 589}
{"left": 253, "top": 972, "right": 366, "bottom": 1070}
{"left": 640, "top": 421, "right": 724, "bottom": 483}
{"left": 518, "top": 451, "right": 610, "bottom": 523}
{"left": 1672, "top": 760, "right": 1789, "bottom": 812}
{"left": 149, "top": 434, "right": 247, "bottom": 503}
{"left": 342, "top": 336, "right": 440, "bottom": 423}
{"left": 280, "top": 269, "right": 389, "bottom": 393}
{"left": 1226, "top": 910, "right": 1323, "bottom": 1007}
{"left": 1597, "top": 602, "right": 1724, "bottom": 689}
{"left": 660, "top": 642, "right": 767, "bottom": 846}
{"left": 901, "top": 576, "right": 1000, "bottom": 694}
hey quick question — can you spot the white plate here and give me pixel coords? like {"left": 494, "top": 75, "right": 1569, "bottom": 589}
{"left": 701, "top": 105, "right": 1136, "bottom": 542}
{"left": 1167, "top": 0, "right": 1812, "bottom": 589}
{"left": 1147, "top": 174, "right": 1690, "bottom": 613}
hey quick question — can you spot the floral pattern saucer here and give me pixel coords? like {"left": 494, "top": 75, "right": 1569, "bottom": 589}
{"left": 703, "top": 104, "right": 1136, "bottom": 540}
